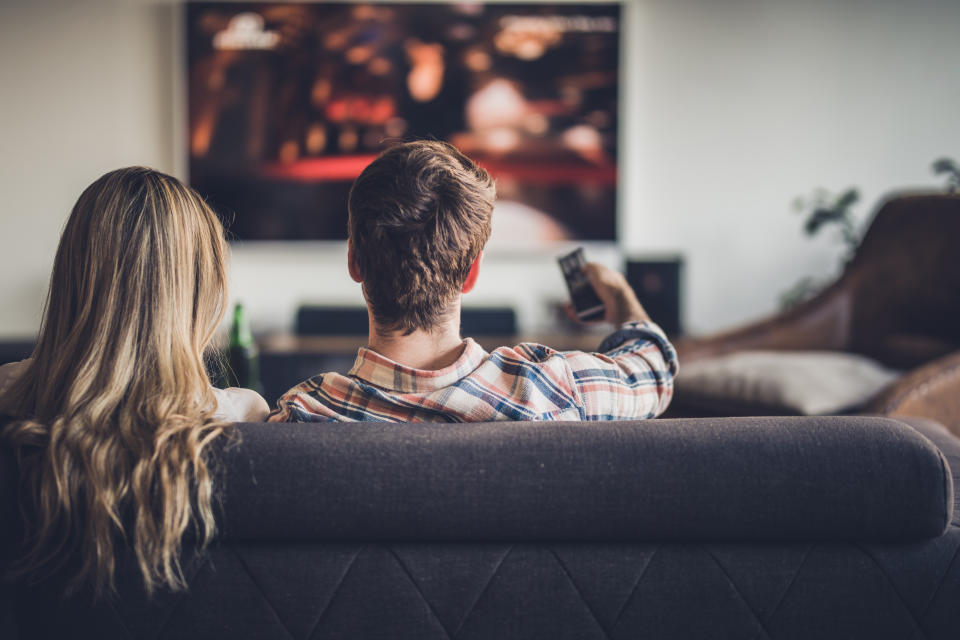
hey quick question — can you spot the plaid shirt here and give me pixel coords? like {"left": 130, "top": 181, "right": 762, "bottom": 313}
{"left": 268, "top": 321, "right": 678, "bottom": 423}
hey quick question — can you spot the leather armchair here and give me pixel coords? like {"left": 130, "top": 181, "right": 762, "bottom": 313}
{"left": 671, "top": 194, "right": 960, "bottom": 433}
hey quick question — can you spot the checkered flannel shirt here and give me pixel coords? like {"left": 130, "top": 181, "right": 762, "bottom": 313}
{"left": 268, "top": 321, "right": 678, "bottom": 423}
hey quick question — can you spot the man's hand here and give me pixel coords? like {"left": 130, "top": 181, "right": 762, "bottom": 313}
{"left": 581, "top": 263, "right": 650, "bottom": 325}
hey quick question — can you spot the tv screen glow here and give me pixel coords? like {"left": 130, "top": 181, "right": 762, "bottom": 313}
{"left": 187, "top": 2, "right": 620, "bottom": 245}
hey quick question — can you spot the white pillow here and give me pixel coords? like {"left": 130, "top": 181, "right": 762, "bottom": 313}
{"left": 676, "top": 351, "right": 900, "bottom": 415}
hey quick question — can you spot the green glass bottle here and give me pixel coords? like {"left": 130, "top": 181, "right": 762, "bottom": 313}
{"left": 227, "top": 302, "right": 262, "bottom": 392}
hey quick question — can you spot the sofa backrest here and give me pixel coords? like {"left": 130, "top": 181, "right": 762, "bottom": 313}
{"left": 209, "top": 417, "right": 952, "bottom": 543}
{"left": 1, "top": 417, "right": 952, "bottom": 553}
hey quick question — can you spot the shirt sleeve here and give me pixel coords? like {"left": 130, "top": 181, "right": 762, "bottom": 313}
{"left": 267, "top": 394, "right": 296, "bottom": 422}
{"left": 566, "top": 320, "right": 678, "bottom": 420}
{"left": 267, "top": 379, "right": 337, "bottom": 423}
{"left": 211, "top": 387, "right": 270, "bottom": 423}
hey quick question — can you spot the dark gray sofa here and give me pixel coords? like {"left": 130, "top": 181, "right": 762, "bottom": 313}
{"left": 2, "top": 415, "right": 959, "bottom": 639}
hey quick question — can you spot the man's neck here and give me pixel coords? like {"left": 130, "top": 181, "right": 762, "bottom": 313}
{"left": 366, "top": 307, "right": 466, "bottom": 371}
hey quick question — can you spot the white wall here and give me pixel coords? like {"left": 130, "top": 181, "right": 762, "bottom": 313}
{"left": 0, "top": 0, "right": 176, "bottom": 336}
{"left": 1, "top": 0, "right": 958, "bottom": 339}
{"left": 623, "top": 0, "right": 960, "bottom": 331}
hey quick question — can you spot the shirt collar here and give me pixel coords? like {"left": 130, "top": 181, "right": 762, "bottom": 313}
{"left": 348, "top": 338, "right": 488, "bottom": 393}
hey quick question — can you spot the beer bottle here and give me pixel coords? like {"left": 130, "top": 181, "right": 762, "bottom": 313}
{"left": 227, "top": 302, "right": 262, "bottom": 392}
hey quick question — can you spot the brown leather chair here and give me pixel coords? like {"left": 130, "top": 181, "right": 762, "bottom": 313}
{"left": 671, "top": 193, "right": 960, "bottom": 434}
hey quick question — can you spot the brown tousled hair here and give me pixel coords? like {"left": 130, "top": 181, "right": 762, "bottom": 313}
{"left": 0, "top": 167, "right": 230, "bottom": 597}
{"left": 348, "top": 140, "right": 496, "bottom": 334}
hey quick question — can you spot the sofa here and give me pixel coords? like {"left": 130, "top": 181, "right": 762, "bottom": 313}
{"left": 2, "top": 415, "right": 959, "bottom": 639}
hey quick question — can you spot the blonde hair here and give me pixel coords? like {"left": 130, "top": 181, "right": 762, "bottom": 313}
{"left": 0, "top": 167, "right": 230, "bottom": 597}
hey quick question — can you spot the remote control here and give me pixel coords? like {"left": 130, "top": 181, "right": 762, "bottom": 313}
{"left": 558, "top": 248, "right": 605, "bottom": 321}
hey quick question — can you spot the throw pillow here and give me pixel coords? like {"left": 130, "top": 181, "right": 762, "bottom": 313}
{"left": 676, "top": 351, "right": 900, "bottom": 416}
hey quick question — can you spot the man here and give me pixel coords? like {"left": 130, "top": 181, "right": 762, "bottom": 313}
{"left": 269, "top": 140, "right": 677, "bottom": 422}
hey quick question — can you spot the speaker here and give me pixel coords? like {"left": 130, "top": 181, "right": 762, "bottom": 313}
{"left": 296, "top": 306, "right": 369, "bottom": 335}
{"left": 461, "top": 307, "right": 517, "bottom": 336}
{"left": 295, "top": 305, "right": 518, "bottom": 337}
{"left": 625, "top": 258, "right": 683, "bottom": 337}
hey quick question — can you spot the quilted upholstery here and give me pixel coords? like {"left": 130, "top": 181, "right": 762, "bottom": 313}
{"left": 15, "top": 532, "right": 960, "bottom": 640}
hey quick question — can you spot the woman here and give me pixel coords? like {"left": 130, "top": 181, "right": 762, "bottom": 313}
{"left": 0, "top": 167, "right": 268, "bottom": 597}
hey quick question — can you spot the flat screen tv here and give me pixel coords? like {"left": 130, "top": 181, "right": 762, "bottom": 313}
{"left": 187, "top": 2, "right": 620, "bottom": 246}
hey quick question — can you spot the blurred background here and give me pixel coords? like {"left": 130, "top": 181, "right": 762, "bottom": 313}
{"left": 1, "top": 0, "right": 958, "bottom": 342}
{"left": 187, "top": 2, "right": 620, "bottom": 244}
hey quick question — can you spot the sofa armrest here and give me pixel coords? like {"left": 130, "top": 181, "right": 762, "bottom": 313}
{"left": 864, "top": 350, "right": 960, "bottom": 437}
{"left": 674, "top": 284, "right": 853, "bottom": 362}
{"left": 895, "top": 417, "right": 960, "bottom": 528}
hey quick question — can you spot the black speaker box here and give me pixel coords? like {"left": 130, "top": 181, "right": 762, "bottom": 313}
{"left": 296, "top": 306, "right": 369, "bottom": 335}
{"left": 625, "top": 258, "right": 683, "bottom": 337}
{"left": 295, "top": 305, "right": 517, "bottom": 337}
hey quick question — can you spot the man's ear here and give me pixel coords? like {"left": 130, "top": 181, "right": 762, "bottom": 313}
{"left": 461, "top": 251, "right": 483, "bottom": 293}
{"left": 347, "top": 242, "right": 363, "bottom": 283}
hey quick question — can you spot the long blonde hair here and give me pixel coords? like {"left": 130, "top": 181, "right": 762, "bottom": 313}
{"left": 0, "top": 167, "right": 230, "bottom": 596}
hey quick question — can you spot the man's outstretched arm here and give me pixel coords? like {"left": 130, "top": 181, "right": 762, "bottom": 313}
{"left": 566, "top": 263, "right": 679, "bottom": 420}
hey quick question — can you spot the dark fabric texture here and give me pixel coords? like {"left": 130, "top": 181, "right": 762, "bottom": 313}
{"left": 3, "top": 416, "right": 960, "bottom": 640}
{"left": 899, "top": 417, "right": 960, "bottom": 528}
{"left": 12, "top": 533, "right": 960, "bottom": 640}
{"left": 0, "top": 445, "right": 18, "bottom": 554}
{"left": 213, "top": 417, "right": 952, "bottom": 543}
{"left": 0, "top": 445, "right": 18, "bottom": 640}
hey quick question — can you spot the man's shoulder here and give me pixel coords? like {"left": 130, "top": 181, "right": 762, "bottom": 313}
{"left": 491, "top": 341, "right": 560, "bottom": 363}
{"left": 485, "top": 322, "right": 673, "bottom": 375}
{"left": 485, "top": 341, "right": 615, "bottom": 379}
{"left": 488, "top": 341, "right": 611, "bottom": 376}
{"left": 278, "top": 370, "right": 357, "bottom": 401}
{"left": 268, "top": 371, "right": 352, "bottom": 422}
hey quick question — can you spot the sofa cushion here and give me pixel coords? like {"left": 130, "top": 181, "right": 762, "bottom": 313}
{"left": 211, "top": 417, "right": 952, "bottom": 543}
{"left": 676, "top": 350, "right": 899, "bottom": 415}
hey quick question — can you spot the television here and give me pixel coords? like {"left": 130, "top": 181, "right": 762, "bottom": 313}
{"left": 186, "top": 2, "right": 621, "bottom": 247}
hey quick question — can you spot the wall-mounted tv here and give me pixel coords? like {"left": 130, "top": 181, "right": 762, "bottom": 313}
{"left": 187, "top": 2, "right": 620, "bottom": 246}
